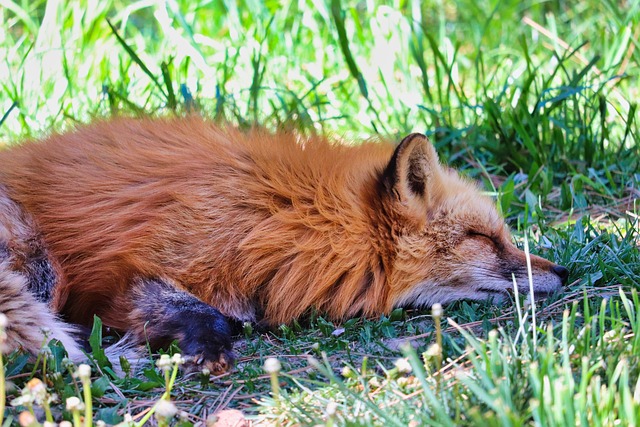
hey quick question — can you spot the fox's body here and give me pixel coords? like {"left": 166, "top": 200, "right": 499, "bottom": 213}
{"left": 0, "top": 116, "right": 567, "bottom": 370}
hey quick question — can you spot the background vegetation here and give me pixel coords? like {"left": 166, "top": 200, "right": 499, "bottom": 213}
{"left": 0, "top": 0, "right": 638, "bottom": 425}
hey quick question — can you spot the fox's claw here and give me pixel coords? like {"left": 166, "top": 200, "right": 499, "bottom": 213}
{"left": 185, "top": 349, "right": 234, "bottom": 376}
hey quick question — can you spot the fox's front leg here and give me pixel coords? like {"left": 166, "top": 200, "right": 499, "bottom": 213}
{"left": 126, "top": 277, "right": 236, "bottom": 374}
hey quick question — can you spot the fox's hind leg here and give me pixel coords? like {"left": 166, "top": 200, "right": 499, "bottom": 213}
{"left": 0, "top": 188, "right": 84, "bottom": 359}
{"left": 124, "top": 277, "right": 237, "bottom": 375}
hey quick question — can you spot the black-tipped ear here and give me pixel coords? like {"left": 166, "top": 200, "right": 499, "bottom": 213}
{"left": 381, "top": 133, "right": 439, "bottom": 218}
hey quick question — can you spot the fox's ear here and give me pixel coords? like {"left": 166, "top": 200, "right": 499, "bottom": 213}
{"left": 382, "top": 133, "right": 439, "bottom": 222}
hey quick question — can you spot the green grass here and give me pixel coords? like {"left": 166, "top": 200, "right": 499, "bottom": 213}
{"left": 0, "top": 0, "right": 639, "bottom": 425}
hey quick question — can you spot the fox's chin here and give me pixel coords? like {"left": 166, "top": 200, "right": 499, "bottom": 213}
{"left": 474, "top": 288, "right": 509, "bottom": 304}
{"left": 395, "top": 275, "right": 564, "bottom": 311}
{"left": 396, "top": 286, "right": 510, "bottom": 310}
{"left": 476, "top": 285, "right": 562, "bottom": 304}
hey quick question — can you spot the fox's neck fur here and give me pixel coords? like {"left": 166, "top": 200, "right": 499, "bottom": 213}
{"left": 235, "top": 156, "right": 395, "bottom": 324}
{"left": 206, "top": 128, "right": 400, "bottom": 324}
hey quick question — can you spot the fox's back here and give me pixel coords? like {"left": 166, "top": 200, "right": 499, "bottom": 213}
{"left": 0, "top": 117, "right": 391, "bottom": 324}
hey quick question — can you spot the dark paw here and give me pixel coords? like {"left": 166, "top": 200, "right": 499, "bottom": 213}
{"left": 129, "top": 277, "right": 239, "bottom": 373}
{"left": 169, "top": 307, "right": 235, "bottom": 372}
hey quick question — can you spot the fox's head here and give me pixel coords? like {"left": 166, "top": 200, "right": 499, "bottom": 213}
{"left": 379, "top": 133, "right": 568, "bottom": 309}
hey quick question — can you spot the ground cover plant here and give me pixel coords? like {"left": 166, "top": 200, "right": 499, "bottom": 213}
{"left": 0, "top": 0, "right": 638, "bottom": 425}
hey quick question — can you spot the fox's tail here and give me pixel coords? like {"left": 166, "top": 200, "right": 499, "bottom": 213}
{"left": 0, "top": 260, "right": 145, "bottom": 374}
{"left": 0, "top": 259, "right": 85, "bottom": 360}
{"left": 0, "top": 187, "right": 145, "bottom": 371}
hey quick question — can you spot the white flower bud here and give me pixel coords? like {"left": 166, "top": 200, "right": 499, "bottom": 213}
{"left": 263, "top": 357, "right": 281, "bottom": 374}
{"left": 66, "top": 396, "right": 84, "bottom": 411}
{"left": 156, "top": 354, "right": 172, "bottom": 371}
{"left": 394, "top": 358, "right": 412, "bottom": 374}
{"left": 0, "top": 313, "right": 8, "bottom": 329}
{"left": 155, "top": 399, "right": 178, "bottom": 419}
{"left": 341, "top": 366, "right": 352, "bottom": 378}
{"left": 326, "top": 401, "right": 338, "bottom": 416}
{"left": 18, "top": 411, "right": 36, "bottom": 427}
{"left": 432, "top": 303, "right": 443, "bottom": 317}
{"left": 171, "top": 353, "right": 185, "bottom": 365}
{"left": 306, "top": 356, "right": 321, "bottom": 369}
{"left": 425, "top": 343, "right": 441, "bottom": 357}
{"left": 75, "top": 364, "right": 91, "bottom": 380}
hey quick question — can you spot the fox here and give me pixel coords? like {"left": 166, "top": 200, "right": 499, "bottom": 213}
{"left": 0, "top": 116, "right": 568, "bottom": 373}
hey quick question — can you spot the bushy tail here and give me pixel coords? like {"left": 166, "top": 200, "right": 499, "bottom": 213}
{"left": 0, "top": 259, "right": 84, "bottom": 360}
{"left": 0, "top": 188, "right": 145, "bottom": 372}
{"left": 0, "top": 261, "right": 147, "bottom": 375}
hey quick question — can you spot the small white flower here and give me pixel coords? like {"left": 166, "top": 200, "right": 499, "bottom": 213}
{"left": 11, "top": 394, "right": 34, "bottom": 407}
{"left": 394, "top": 358, "right": 412, "bottom": 374}
{"left": 425, "top": 343, "right": 441, "bottom": 358}
{"left": 66, "top": 396, "right": 84, "bottom": 411}
{"left": 60, "top": 421, "right": 73, "bottom": 427}
{"left": 263, "top": 357, "right": 281, "bottom": 374}
{"left": 202, "top": 367, "right": 211, "bottom": 376}
{"left": 341, "top": 366, "right": 352, "bottom": 378}
{"left": 75, "top": 364, "right": 91, "bottom": 380}
{"left": 43, "top": 422, "right": 57, "bottom": 427}
{"left": 171, "top": 353, "right": 185, "bottom": 365}
{"left": 18, "top": 411, "right": 36, "bottom": 427}
{"left": 114, "top": 413, "right": 134, "bottom": 427}
{"left": 325, "top": 401, "right": 338, "bottom": 417}
{"left": 154, "top": 399, "right": 178, "bottom": 419}
{"left": 39, "top": 345, "right": 53, "bottom": 358}
{"left": 43, "top": 392, "right": 59, "bottom": 405}
{"left": 96, "top": 421, "right": 107, "bottom": 427}
{"left": 26, "top": 378, "right": 47, "bottom": 404}
{"left": 0, "top": 313, "right": 8, "bottom": 329}
{"left": 156, "top": 354, "right": 172, "bottom": 372}
{"left": 431, "top": 303, "right": 443, "bottom": 317}
{"left": 306, "top": 356, "right": 321, "bottom": 369}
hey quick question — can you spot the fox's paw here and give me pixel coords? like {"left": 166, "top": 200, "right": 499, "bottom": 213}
{"left": 169, "top": 303, "right": 236, "bottom": 374}
{"left": 186, "top": 348, "right": 234, "bottom": 376}
{"left": 126, "top": 277, "right": 239, "bottom": 375}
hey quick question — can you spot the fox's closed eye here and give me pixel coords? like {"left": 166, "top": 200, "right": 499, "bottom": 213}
{"left": 467, "top": 231, "right": 496, "bottom": 243}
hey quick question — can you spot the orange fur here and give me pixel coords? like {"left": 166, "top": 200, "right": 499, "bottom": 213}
{"left": 0, "top": 116, "right": 566, "bottom": 334}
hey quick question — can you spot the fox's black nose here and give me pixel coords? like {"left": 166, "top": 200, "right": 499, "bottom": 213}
{"left": 551, "top": 265, "right": 569, "bottom": 285}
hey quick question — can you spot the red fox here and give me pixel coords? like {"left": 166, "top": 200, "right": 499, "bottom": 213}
{"left": 0, "top": 116, "right": 568, "bottom": 372}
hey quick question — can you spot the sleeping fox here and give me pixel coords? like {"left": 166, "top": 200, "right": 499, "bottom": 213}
{"left": 0, "top": 116, "right": 568, "bottom": 372}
